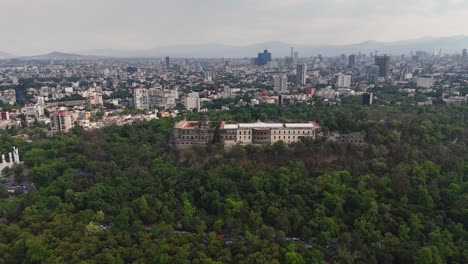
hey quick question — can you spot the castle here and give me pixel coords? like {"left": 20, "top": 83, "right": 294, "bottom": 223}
{"left": 173, "top": 117, "right": 321, "bottom": 149}
{"left": 0, "top": 147, "right": 21, "bottom": 173}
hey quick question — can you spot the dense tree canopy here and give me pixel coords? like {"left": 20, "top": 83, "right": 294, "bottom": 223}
{"left": 0, "top": 102, "right": 466, "bottom": 263}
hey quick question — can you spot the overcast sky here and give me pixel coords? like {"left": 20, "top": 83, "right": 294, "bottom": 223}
{"left": 1, "top": 0, "right": 468, "bottom": 55}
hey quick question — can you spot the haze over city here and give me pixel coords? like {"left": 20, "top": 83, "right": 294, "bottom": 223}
{"left": 2, "top": 0, "right": 468, "bottom": 55}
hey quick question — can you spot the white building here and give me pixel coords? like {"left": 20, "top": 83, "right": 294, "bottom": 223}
{"left": 184, "top": 93, "right": 201, "bottom": 110}
{"left": 0, "top": 147, "right": 21, "bottom": 173}
{"left": 416, "top": 76, "right": 434, "bottom": 88}
{"left": 296, "top": 63, "right": 307, "bottom": 85}
{"left": 88, "top": 91, "right": 103, "bottom": 107}
{"left": 0, "top": 89, "right": 16, "bottom": 105}
{"left": 148, "top": 87, "right": 177, "bottom": 109}
{"left": 274, "top": 75, "right": 288, "bottom": 93}
{"left": 25, "top": 104, "right": 45, "bottom": 118}
{"left": 336, "top": 74, "right": 352, "bottom": 88}
{"left": 134, "top": 88, "right": 149, "bottom": 110}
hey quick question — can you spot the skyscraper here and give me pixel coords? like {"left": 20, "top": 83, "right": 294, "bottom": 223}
{"left": 375, "top": 55, "right": 390, "bottom": 80}
{"left": 209, "top": 67, "right": 217, "bottom": 81}
{"left": 340, "top": 54, "right": 347, "bottom": 65}
{"left": 362, "top": 93, "right": 373, "bottom": 106}
{"left": 462, "top": 49, "right": 467, "bottom": 62}
{"left": 348, "top": 54, "right": 356, "bottom": 68}
{"left": 255, "top": 49, "right": 272, "bottom": 66}
{"left": 274, "top": 75, "right": 288, "bottom": 93}
{"left": 165, "top": 56, "right": 170, "bottom": 68}
{"left": 367, "top": 66, "right": 380, "bottom": 84}
{"left": 296, "top": 63, "right": 307, "bottom": 85}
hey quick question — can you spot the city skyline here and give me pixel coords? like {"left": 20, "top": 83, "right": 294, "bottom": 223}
{"left": 1, "top": 0, "right": 468, "bottom": 55}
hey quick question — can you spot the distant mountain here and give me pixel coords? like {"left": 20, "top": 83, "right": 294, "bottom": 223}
{"left": 0, "top": 51, "right": 13, "bottom": 59}
{"left": 20, "top": 51, "right": 100, "bottom": 60}
{"left": 61, "top": 35, "right": 468, "bottom": 58}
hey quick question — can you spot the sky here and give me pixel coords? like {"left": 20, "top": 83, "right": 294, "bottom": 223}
{"left": 1, "top": 0, "right": 468, "bottom": 55}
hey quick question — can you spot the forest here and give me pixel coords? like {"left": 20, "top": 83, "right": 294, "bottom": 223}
{"left": 0, "top": 102, "right": 467, "bottom": 263}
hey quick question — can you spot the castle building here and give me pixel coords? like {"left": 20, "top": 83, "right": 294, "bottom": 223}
{"left": 173, "top": 118, "right": 321, "bottom": 149}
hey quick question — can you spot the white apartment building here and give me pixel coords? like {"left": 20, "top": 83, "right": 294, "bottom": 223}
{"left": 336, "top": 74, "right": 352, "bottom": 88}
{"left": 274, "top": 75, "right": 288, "bottom": 93}
{"left": 134, "top": 88, "right": 149, "bottom": 110}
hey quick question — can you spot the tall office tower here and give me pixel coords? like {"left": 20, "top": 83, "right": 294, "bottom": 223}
{"left": 336, "top": 73, "right": 351, "bottom": 88}
{"left": 375, "top": 55, "right": 390, "bottom": 80}
{"left": 294, "top": 51, "right": 299, "bottom": 60}
{"left": 165, "top": 56, "right": 170, "bottom": 68}
{"left": 290, "top": 47, "right": 294, "bottom": 60}
{"left": 255, "top": 49, "right": 272, "bottom": 65}
{"left": 273, "top": 75, "right": 288, "bottom": 93}
{"left": 462, "top": 49, "right": 467, "bottom": 62}
{"left": 50, "top": 111, "right": 73, "bottom": 134}
{"left": 133, "top": 87, "right": 149, "bottom": 110}
{"left": 340, "top": 54, "right": 347, "bottom": 65}
{"left": 362, "top": 93, "right": 373, "bottom": 106}
{"left": 348, "top": 54, "right": 356, "bottom": 68}
{"left": 399, "top": 63, "right": 409, "bottom": 81}
{"left": 296, "top": 63, "right": 307, "bottom": 85}
{"left": 367, "top": 66, "right": 380, "bottom": 84}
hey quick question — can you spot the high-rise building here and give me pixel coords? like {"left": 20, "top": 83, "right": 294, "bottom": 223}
{"left": 165, "top": 56, "right": 170, "bottom": 69}
{"left": 375, "top": 55, "right": 390, "bottom": 80}
{"left": 256, "top": 49, "right": 272, "bottom": 66}
{"left": 148, "top": 87, "right": 177, "bottom": 109}
{"left": 462, "top": 49, "right": 467, "bottom": 62}
{"left": 296, "top": 63, "right": 307, "bottom": 85}
{"left": 88, "top": 91, "right": 103, "bottom": 107}
{"left": 184, "top": 93, "right": 201, "bottom": 110}
{"left": 134, "top": 87, "right": 149, "bottom": 110}
{"left": 50, "top": 111, "right": 73, "bottom": 134}
{"left": 340, "top": 54, "right": 347, "bottom": 65}
{"left": 210, "top": 67, "right": 217, "bottom": 81}
{"left": 273, "top": 75, "right": 288, "bottom": 93}
{"left": 362, "top": 93, "right": 373, "bottom": 106}
{"left": 336, "top": 73, "right": 351, "bottom": 88}
{"left": 367, "top": 66, "right": 380, "bottom": 84}
{"left": 348, "top": 55, "right": 356, "bottom": 68}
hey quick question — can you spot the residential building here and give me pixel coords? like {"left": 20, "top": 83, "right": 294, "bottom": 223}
{"left": 50, "top": 111, "right": 73, "bottom": 133}
{"left": 148, "top": 87, "right": 177, "bottom": 109}
{"left": 88, "top": 91, "right": 103, "bottom": 107}
{"left": 336, "top": 74, "right": 351, "bottom": 88}
{"left": 134, "top": 88, "right": 149, "bottom": 110}
{"left": 0, "top": 89, "right": 16, "bottom": 105}
{"left": 184, "top": 93, "right": 201, "bottom": 110}
{"left": 274, "top": 75, "right": 288, "bottom": 93}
